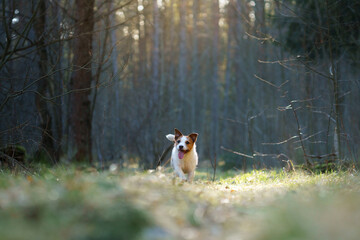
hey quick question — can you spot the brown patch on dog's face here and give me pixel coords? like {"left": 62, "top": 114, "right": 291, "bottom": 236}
{"left": 183, "top": 135, "right": 196, "bottom": 152}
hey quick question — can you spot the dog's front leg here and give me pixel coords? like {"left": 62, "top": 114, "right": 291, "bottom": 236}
{"left": 187, "top": 171, "right": 195, "bottom": 183}
{"left": 173, "top": 163, "right": 187, "bottom": 181}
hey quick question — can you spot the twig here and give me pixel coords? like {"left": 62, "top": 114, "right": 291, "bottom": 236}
{"left": 305, "top": 153, "right": 336, "bottom": 159}
{"left": 210, "top": 153, "right": 217, "bottom": 182}
{"left": 0, "top": 152, "right": 34, "bottom": 175}
{"left": 340, "top": 117, "right": 356, "bottom": 170}
{"left": 262, "top": 135, "right": 298, "bottom": 145}
{"left": 157, "top": 143, "right": 173, "bottom": 167}
{"left": 277, "top": 153, "right": 296, "bottom": 172}
{"left": 254, "top": 151, "right": 278, "bottom": 158}
{"left": 293, "top": 130, "right": 324, "bottom": 144}
{"left": 220, "top": 146, "right": 254, "bottom": 159}
{"left": 254, "top": 74, "right": 289, "bottom": 90}
{"left": 254, "top": 74, "right": 279, "bottom": 89}
{"left": 219, "top": 117, "right": 246, "bottom": 125}
{"left": 311, "top": 110, "right": 336, "bottom": 123}
{"left": 289, "top": 99, "right": 312, "bottom": 167}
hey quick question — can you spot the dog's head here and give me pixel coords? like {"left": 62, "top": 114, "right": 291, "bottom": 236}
{"left": 174, "top": 128, "right": 198, "bottom": 159}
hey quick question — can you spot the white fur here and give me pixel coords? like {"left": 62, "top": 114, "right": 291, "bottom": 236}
{"left": 166, "top": 134, "right": 175, "bottom": 142}
{"left": 166, "top": 134, "right": 198, "bottom": 182}
{"left": 177, "top": 136, "right": 189, "bottom": 151}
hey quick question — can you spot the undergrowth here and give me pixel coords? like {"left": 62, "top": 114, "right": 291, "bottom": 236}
{"left": 0, "top": 166, "right": 359, "bottom": 240}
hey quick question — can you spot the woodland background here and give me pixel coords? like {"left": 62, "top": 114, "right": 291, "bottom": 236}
{"left": 1, "top": 0, "right": 359, "bottom": 170}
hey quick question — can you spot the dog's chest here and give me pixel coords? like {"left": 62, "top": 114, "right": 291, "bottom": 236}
{"left": 180, "top": 154, "right": 196, "bottom": 173}
{"left": 172, "top": 148, "right": 198, "bottom": 174}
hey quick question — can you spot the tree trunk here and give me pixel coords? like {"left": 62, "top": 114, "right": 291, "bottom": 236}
{"left": 178, "top": 0, "right": 187, "bottom": 122}
{"left": 137, "top": 0, "right": 147, "bottom": 85}
{"left": 34, "top": 0, "right": 56, "bottom": 163}
{"left": 191, "top": 0, "right": 199, "bottom": 130}
{"left": 108, "top": 1, "right": 121, "bottom": 159}
{"left": 223, "top": 0, "right": 235, "bottom": 148}
{"left": 50, "top": 1, "right": 64, "bottom": 163}
{"left": 70, "top": 0, "right": 95, "bottom": 163}
{"left": 168, "top": 0, "right": 175, "bottom": 112}
{"left": 211, "top": 0, "right": 220, "bottom": 158}
{"left": 152, "top": 0, "right": 160, "bottom": 103}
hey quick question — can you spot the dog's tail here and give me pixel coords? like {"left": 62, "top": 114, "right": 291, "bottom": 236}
{"left": 166, "top": 134, "right": 175, "bottom": 142}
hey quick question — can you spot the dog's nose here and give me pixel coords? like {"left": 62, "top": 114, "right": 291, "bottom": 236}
{"left": 179, "top": 145, "right": 184, "bottom": 150}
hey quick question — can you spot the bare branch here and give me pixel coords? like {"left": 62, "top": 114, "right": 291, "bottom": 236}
{"left": 221, "top": 146, "right": 254, "bottom": 159}
{"left": 262, "top": 135, "right": 298, "bottom": 145}
{"left": 0, "top": 152, "right": 34, "bottom": 175}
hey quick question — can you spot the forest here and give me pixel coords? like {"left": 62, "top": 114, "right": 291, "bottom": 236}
{"left": 1, "top": 0, "right": 360, "bottom": 168}
{"left": 1, "top": 0, "right": 360, "bottom": 239}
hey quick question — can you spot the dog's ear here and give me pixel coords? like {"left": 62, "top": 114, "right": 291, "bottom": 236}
{"left": 189, "top": 133, "right": 198, "bottom": 143}
{"left": 174, "top": 128, "right": 183, "bottom": 140}
{"left": 166, "top": 134, "right": 175, "bottom": 142}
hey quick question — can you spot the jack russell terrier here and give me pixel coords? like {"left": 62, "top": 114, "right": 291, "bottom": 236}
{"left": 166, "top": 129, "right": 198, "bottom": 182}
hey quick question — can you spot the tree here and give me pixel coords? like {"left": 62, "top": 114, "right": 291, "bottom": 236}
{"left": 152, "top": 0, "right": 160, "bottom": 103}
{"left": 70, "top": 0, "right": 95, "bottom": 163}
{"left": 275, "top": 0, "right": 360, "bottom": 160}
{"left": 33, "top": 0, "right": 57, "bottom": 162}
{"left": 178, "top": 0, "right": 187, "bottom": 122}
{"left": 210, "top": 0, "right": 220, "bottom": 159}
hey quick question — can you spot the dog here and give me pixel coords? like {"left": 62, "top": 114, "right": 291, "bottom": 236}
{"left": 166, "top": 129, "right": 198, "bottom": 182}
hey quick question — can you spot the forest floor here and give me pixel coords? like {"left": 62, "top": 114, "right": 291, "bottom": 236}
{"left": 1, "top": 166, "right": 360, "bottom": 240}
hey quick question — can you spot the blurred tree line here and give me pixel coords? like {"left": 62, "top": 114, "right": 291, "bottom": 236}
{"left": 0, "top": 0, "right": 359, "bottom": 170}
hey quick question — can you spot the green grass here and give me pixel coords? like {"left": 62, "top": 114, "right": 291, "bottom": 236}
{"left": 0, "top": 166, "right": 360, "bottom": 239}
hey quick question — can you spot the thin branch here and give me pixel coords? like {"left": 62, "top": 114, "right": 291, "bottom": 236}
{"left": 254, "top": 152, "right": 278, "bottom": 158}
{"left": 212, "top": 153, "right": 217, "bottom": 182}
{"left": 0, "top": 152, "right": 34, "bottom": 175}
{"left": 94, "top": 0, "right": 134, "bottom": 21}
{"left": 291, "top": 97, "right": 319, "bottom": 103}
{"left": 262, "top": 135, "right": 298, "bottom": 145}
{"left": 305, "top": 153, "right": 336, "bottom": 159}
{"left": 289, "top": 99, "right": 312, "bottom": 167}
{"left": 254, "top": 74, "right": 279, "bottom": 89}
{"left": 219, "top": 117, "right": 246, "bottom": 125}
{"left": 0, "top": 0, "right": 41, "bottom": 70}
{"left": 254, "top": 74, "right": 289, "bottom": 90}
{"left": 220, "top": 146, "right": 254, "bottom": 159}
{"left": 293, "top": 131, "right": 325, "bottom": 144}
{"left": 2, "top": 18, "right": 134, "bottom": 63}
{"left": 157, "top": 143, "right": 173, "bottom": 167}
{"left": 297, "top": 58, "right": 332, "bottom": 80}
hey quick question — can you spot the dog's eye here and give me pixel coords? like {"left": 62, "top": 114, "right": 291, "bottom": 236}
{"left": 186, "top": 141, "right": 190, "bottom": 144}
{"left": 177, "top": 140, "right": 180, "bottom": 143}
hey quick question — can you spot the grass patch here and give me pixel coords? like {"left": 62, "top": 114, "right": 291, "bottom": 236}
{"left": 0, "top": 168, "right": 151, "bottom": 240}
{"left": 0, "top": 167, "right": 359, "bottom": 239}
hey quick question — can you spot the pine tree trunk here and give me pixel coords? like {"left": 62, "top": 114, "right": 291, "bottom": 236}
{"left": 191, "top": 0, "right": 199, "bottom": 130}
{"left": 178, "top": 0, "right": 187, "bottom": 122}
{"left": 152, "top": 0, "right": 160, "bottom": 103}
{"left": 70, "top": 0, "right": 95, "bottom": 163}
{"left": 211, "top": 0, "right": 220, "bottom": 158}
{"left": 34, "top": 0, "right": 56, "bottom": 163}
